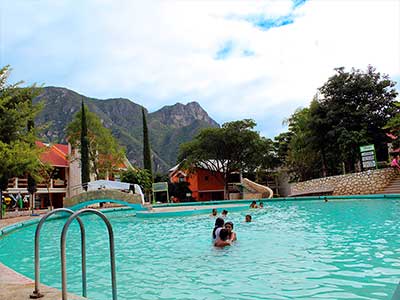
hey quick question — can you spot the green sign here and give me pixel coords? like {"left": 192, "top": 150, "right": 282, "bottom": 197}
{"left": 360, "top": 144, "right": 375, "bottom": 152}
{"left": 152, "top": 182, "right": 168, "bottom": 192}
{"left": 359, "top": 144, "right": 377, "bottom": 170}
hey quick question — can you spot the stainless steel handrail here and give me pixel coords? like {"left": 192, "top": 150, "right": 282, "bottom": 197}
{"left": 30, "top": 208, "right": 87, "bottom": 299}
{"left": 61, "top": 208, "right": 117, "bottom": 300}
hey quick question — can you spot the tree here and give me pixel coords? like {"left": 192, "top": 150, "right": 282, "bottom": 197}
{"left": 384, "top": 101, "right": 400, "bottom": 149}
{"left": 80, "top": 100, "right": 90, "bottom": 185}
{"left": 142, "top": 108, "right": 152, "bottom": 177}
{"left": 277, "top": 66, "right": 398, "bottom": 181}
{"left": 178, "top": 119, "right": 267, "bottom": 199}
{"left": 0, "top": 65, "right": 43, "bottom": 217}
{"left": 67, "top": 104, "right": 125, "bottom": 181}
{"left": 120, "top": 168, "right": 153, "bottom": 193}
{"left": 317, "top": 65, "right": 398, "bottom": 172}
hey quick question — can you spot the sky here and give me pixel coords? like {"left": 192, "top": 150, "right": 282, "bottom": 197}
{"left": 1, "top": 0, "right": 400, "bottom": 138}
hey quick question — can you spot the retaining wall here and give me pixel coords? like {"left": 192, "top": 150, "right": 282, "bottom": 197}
{"left": 291, "top": 168, "right": 397, "bottom": 196}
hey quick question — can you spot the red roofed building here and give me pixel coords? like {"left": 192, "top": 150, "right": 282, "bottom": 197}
{"left": 5, "top": 142, "right": 131, "bottom": 209}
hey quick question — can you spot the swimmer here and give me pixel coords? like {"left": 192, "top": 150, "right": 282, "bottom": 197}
{"left": 245, "top": 215, "right": 252, "bottom": 222}
{"left": 221, "top": 209, "right": 228, "bottom": 218}
{"left": 211, "top": 208, "right": 217, "bottom": 217}
{"left": 259, "top": 201, "right": 264, "bottom": 208}
{"left": 214, "top": 228, "right": 231, "bottom": 247}
{"left": 249, "top": 201, "right": 257, "bottom": 209}
{"left": 224, "top": 221, "right": 237, "bottom": 242}
{"left": 212, "top": 217, "right": 224, "bottom": 241}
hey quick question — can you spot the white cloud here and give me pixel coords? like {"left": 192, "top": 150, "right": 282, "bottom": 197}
{"left": 2, "top": 0, "right": 400, "bottom": 137}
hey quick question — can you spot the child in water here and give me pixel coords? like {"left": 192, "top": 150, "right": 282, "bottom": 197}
{"left": 245, "top": 215, "right": 252, "bottom": 222}
{"left": 214, "top": 228, "right": 231, "bottom": 247}
{"left": 210, "top": 208, "right": 217, "bottom": 217}
{"left": 224, "top": 221, "right": 237, "bottom": 242}
{"left": 212, "top": 217, "right": 224, "bottom": 241}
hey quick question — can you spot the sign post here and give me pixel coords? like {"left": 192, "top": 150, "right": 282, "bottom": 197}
{"left": 152, "top": 182, "right": 169, "bottom": 204}
{"left": 360, "top": 144, "right": 378, "bottom": 170}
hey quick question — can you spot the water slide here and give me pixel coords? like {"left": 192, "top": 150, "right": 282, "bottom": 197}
{"left": 242, "top": 178, "right": 274, "bottom": 199}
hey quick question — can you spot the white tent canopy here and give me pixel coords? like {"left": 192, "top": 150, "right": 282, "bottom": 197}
{"left": 87, "top": 180, "right": 144, "bottom": 204}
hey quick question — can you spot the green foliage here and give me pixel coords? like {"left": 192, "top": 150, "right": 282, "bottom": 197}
{"left": 179, "top": 119, "right": 270, "bottom": 198}
{"left": 384, "top": 101, "right": 400, "bottom": 149}
{"left": 67, "top": 104, "right": 125, "bottom": 180}
{"left": 277, "top": 66, "right": 398, "bottom": 181}
{"left": 120, "top": 168, "right": 153, "bottom": 192}
{"left": 142, "top": 107, "right": 153, "bottom": 177}
{"left": 168, "top": 181, "right": 193, "bottom": 202}
{"left": 0, "top": 65, "right": 43, "bottom": 191}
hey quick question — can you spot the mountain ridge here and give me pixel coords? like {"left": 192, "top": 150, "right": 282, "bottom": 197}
{"left": 34, "top": 86, "right": 219, "bottom": 173}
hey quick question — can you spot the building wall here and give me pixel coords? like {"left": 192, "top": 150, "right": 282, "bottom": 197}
{"left": 291, "top": 168, "right": 397, "bottom": 196}
{"left": 170, "top": 168, "right": 225, "bottom": 201}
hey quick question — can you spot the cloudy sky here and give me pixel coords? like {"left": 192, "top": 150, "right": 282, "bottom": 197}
{"left": 1, "top": 0, "right": 399, "bottom": 138}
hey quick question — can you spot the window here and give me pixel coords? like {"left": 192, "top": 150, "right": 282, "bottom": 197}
{"left": 205, "top": 176, "right": 209, "bottom": 181}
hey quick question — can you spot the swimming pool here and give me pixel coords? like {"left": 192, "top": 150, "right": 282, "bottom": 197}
{"left": 1, "top": 198, "right": 400, "bottom": 299}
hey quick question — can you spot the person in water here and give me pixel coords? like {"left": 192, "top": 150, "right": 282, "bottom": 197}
{"left": 211, "top": 208, "right": 217, "bottom": 217}
{"left": 212, "top": 217, "right": 224, "bottom": 240}
{"left": 259, "top": 201, "right": 264, "bottom": 208}
{"left": 214, "top": 228, "right": 231, "bottom": 247}
{"left": 245, "top": 214, "right": 252, "bottom": 222}
{"left": 221, "top": 210, "right": 228, "bottom": 218}
{"left": 249, "top": 201, "right": 258, "bottom": 209}
{"left": 224, "top": 221, "right": 237, "bottom": 242}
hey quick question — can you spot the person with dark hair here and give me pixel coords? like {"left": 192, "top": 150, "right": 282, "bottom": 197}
{"left": 259, "top": 201, "right": 264, "bottom": 208}
{"left": 210, "top": 208, "right": 217, "bottom": 217}
{"left": 221, "top": 209, "right": 228, "bottom": 218}
{"left": 214, "top": 228, "right": 231, "bottom": 247}
{"left": 250, "top": 201, "right": 257, "bottom": 209}
{"left": 212, "top": 217, "right": 224, "bottom": 241}
{"left": 245, "top": 214, "right": 252, "bottom": 222}
{"left": 224, "top": 221, "right": 237, "bottom": 242}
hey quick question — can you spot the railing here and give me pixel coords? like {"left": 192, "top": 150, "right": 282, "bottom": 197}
{"left": 7, "top": 177, "right": 67, "bottom": 190}
{"left": 30, "top": 208, "right": 117, "bottom": 300}
{"left": 30, "top": 208, "right": 86, "bottom": 299}
{"left": 61, "top": 209, "right": 117, "bottom": 300}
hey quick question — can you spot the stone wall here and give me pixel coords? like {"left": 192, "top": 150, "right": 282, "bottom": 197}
{"left": 64, "top": 189, "right": 142, "bottom": 208}
{"left": 291, "top": 168, "right": 397, "bottom": 196}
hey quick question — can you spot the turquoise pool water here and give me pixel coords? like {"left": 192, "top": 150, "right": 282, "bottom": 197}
{"left": 1, "top": 199, "right": 400, "bottom": 299}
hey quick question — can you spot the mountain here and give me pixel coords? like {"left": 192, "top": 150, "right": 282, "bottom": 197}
{"left": 34, "top": 87, "right": 219, "bottom": 173}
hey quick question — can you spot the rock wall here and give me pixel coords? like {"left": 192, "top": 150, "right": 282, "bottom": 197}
{"left": 291, "top": 168, "right": 397, "bottom": 196}
{"left": 64, "top": 189, "right": 143, "bottom": 208}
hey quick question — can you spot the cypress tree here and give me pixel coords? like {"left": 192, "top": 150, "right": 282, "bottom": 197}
{"left": 81, "top": 101, "right": 90, "bottom": 187}
{"left": 142, "top": 107, "right": 153, "bottom": 177}
{"left": 27, "top": 119, "right": 37, "bottom": 212}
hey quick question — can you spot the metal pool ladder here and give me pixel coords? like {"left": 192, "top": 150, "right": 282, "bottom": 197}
{"left": 30, "top": 208, "right": 117, "bottom": 300}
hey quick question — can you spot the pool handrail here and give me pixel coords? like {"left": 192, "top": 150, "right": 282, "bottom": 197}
{"left": 60, "top": 208, "right": 117, "bottom": 300}
{"left": 30, "top": 208, "right": 87, "bottom": 299}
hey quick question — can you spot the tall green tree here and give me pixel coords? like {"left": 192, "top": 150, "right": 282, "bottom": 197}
{"left": 0, "top": 65, "right": 43, "bottom": 216}
{"left": 316, "top": 65, "right": 397, "bottom": 172}
{"left": 179, "top": 119, "right": 267, "bottom": 199}
{"left": 67, "top": 104, "right": 125, "bottom": 180}
{"left": 80, "top": 100, "right": 90, "bottom": 185}
{"left": 384, "top": 101, "right": 400, "bottom": 149}
{"left": 142, "top": 107, "right": 152, "bottom": 177}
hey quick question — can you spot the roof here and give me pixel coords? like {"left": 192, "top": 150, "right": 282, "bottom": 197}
{"left": 36, "top": 141, "right": 69, "bottom": 167}
{"left": 169, "top": 160, "right": 227, "bottom": 173}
